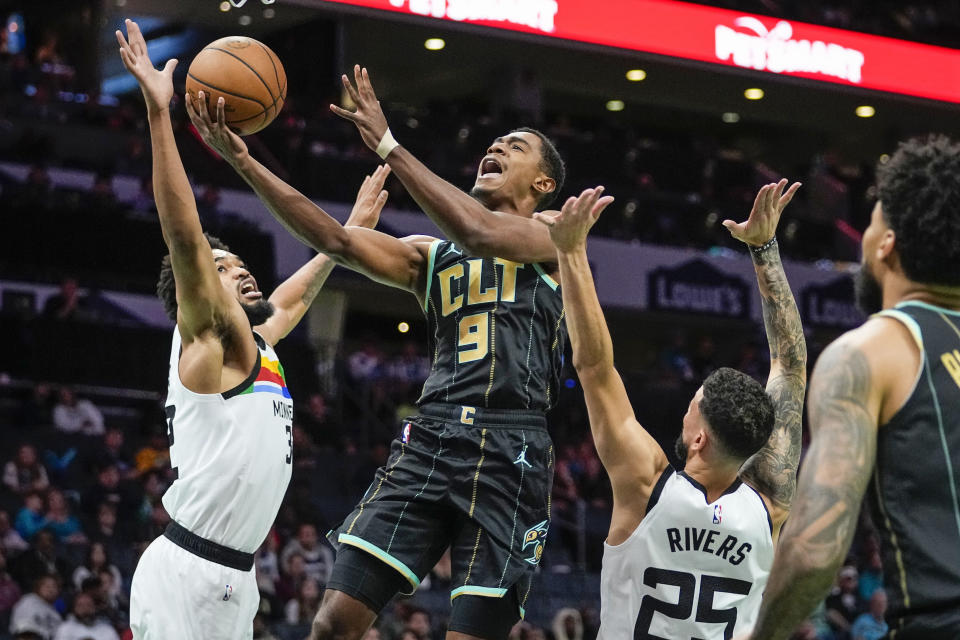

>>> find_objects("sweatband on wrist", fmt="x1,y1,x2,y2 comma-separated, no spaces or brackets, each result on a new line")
375,128,399,160
749,236,778,256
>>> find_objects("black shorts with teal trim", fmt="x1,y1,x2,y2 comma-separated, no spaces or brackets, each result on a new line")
327,402,554,620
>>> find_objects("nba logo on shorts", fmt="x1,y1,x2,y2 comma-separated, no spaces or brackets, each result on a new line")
222,585,233,601
713,504,722,525
401,423,412,444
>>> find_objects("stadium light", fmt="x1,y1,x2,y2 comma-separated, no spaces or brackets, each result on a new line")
606,100,625,112
398,322,410,334
625,69,647,82
424,38,445,51
722,112,740,123
855,105,876,118
744,88,764,100
219,1,231,11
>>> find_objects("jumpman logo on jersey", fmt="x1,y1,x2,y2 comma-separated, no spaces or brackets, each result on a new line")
442,244,463,257
514,445,533,468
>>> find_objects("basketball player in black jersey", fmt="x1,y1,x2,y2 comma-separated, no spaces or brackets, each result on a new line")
186,65,614,640
745,136,960,639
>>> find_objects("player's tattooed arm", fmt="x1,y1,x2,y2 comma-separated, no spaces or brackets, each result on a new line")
257,166,390,345
724,180,806,519
748,341,877,640
330,65,561,263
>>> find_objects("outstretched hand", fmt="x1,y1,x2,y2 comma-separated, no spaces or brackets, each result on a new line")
724,179,801,247
185,91,250,167
532,187,615,253
330,65,391,154
346,165,391,229
116,18,177,115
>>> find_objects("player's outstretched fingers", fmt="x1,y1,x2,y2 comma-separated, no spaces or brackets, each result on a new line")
216,97,228,130
341,72,361,106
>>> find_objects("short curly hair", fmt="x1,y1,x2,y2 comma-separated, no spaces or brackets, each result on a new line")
511,127,566,208
876,135,960,287
699,367,774,460
157,233,230,322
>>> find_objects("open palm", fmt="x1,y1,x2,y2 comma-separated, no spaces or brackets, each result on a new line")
116,18,177,114
723,179,801,247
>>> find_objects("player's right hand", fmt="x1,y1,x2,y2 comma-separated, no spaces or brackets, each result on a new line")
346,165,391,229
116,19,177,115
186,92,250,167
533,187,614,253
330,65,391,155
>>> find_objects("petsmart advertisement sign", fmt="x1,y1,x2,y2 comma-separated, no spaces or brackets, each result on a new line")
320,0,960,103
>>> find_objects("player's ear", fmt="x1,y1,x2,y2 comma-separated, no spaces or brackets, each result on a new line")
533,174,556,200
877,229,896,262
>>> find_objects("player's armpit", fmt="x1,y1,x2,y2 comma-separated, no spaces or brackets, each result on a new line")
169,236,238,343
749,338,879,640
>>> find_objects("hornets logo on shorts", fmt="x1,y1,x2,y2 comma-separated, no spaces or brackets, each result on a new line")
522,520,549,565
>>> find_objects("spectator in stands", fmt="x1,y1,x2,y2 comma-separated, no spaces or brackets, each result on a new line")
14,493,46,542
0,546,23,632
78,574,123,630
4,446,50,497
386,342,430,396
88,429,134,480
0,512,29,555
81,463,139,526
87,173,119,214
361,628,381,640
347,340,384,383
87,504,131,578
850,590,888,640
132,431,169,476
71,543,120,600
403,608,432,640
825,566,865,640
43,280,91,323
52,387,104,436
283,576,321,625
16,384,54,429
42,490,84,546
9,574,61,640
128,174,154,216
279,524,333,587
51,591,118,640
857,539,884,602
9,530,70,591
299,392,340,448
275,552,307,603
255,531,281,597
551,608,584,640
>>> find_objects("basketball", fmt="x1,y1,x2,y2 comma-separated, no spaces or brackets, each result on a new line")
186,36,286,136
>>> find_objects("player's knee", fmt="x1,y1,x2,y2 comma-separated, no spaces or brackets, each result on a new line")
309,609,356,640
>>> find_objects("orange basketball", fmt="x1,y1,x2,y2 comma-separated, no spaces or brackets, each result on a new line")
186,36,286,136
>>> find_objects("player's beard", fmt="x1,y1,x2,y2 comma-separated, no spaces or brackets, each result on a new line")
674,434,688,465
854,262,883,315
242,299,275,327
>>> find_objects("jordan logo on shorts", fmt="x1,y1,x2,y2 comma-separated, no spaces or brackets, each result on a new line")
513,445,533,468
222,585,233,601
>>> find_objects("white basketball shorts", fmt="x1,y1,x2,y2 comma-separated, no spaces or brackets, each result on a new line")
130,535,259,640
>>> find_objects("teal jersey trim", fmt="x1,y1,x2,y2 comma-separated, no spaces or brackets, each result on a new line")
873,309,924,350
423,239,442,313
450,585,508,600
896,300,960,317
338,534,421,590
924,353,960,541
532,263,559,291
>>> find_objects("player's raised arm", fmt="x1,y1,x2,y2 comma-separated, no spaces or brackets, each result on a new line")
255,166,390,345
725,180,807,530
117,19,235,343
746,333,881,640
534,190,670,526
332,65,560,263
185,96,434,305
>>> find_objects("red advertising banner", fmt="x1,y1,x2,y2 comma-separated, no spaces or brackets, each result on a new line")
319,0,960,103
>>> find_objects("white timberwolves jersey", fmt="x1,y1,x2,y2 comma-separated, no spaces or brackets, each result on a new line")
161,327,293,553
599,466,773,640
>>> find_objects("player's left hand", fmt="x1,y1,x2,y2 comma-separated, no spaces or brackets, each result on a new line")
346,164,391,229
186,92,250,167
724,178,801,247
330,65,391,155
533,186,615,253
116,19,177,116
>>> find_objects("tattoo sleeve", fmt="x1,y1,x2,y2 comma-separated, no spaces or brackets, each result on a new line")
740,242,807,510
750,342,877,640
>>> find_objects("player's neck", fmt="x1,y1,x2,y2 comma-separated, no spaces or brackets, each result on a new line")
682,457,742,503
885,275,960,311
480,193,535,218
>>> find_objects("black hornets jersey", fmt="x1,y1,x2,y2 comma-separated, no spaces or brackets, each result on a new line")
871,301,960,638
418,240,567,412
